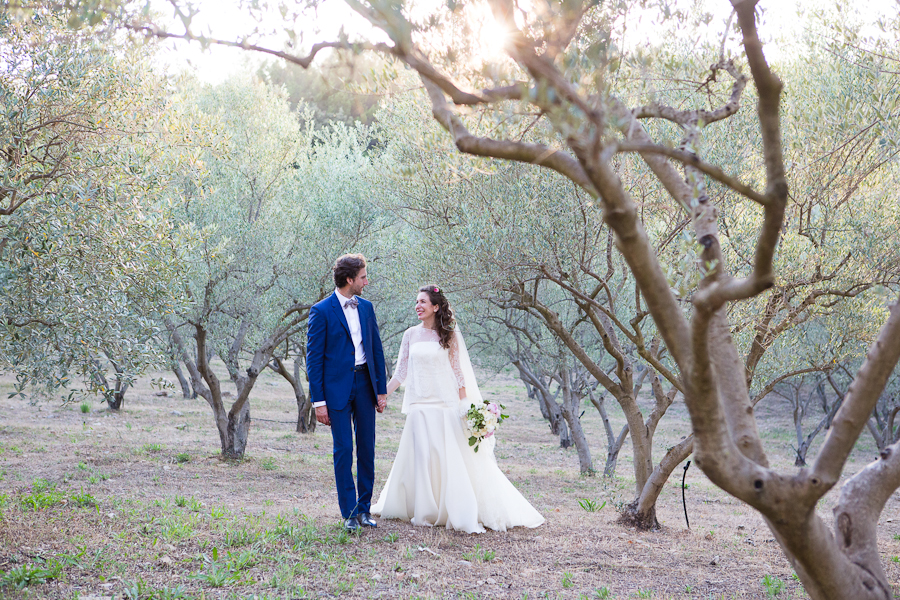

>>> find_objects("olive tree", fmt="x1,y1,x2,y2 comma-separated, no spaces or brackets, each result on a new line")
165,79,390,457
0,10,191,399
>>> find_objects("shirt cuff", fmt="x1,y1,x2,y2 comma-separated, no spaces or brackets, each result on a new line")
312,401,326,408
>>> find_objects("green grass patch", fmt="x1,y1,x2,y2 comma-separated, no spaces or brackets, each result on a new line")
1,560,62,590
223,525,261,547
461,543,495,563
123,578,189,599
762,574,785,597
20,479,65,510
577,498,606,512
159,515,197,542
190,546,258,588
69,487,98,507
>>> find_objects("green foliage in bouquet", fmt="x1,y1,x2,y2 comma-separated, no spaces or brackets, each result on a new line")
464,399,509,452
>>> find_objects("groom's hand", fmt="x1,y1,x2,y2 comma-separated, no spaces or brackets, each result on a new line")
376,394,387,413
315,406,330,426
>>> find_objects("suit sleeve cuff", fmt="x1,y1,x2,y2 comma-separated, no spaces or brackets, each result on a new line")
312,401,326,408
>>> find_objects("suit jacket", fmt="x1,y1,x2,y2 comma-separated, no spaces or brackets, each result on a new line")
306,292,387,410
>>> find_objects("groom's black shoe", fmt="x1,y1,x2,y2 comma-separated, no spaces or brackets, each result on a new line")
343,517,361,532
357,512,377,528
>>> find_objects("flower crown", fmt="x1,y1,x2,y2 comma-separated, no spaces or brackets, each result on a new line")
433,286,440,293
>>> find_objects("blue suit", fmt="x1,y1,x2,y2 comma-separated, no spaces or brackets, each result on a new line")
307,292,386,518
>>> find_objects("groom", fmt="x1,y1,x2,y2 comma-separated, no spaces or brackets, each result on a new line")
307,253,387,532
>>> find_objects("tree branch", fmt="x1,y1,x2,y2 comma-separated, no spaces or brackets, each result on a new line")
813,296,900,488
421,78,599,196
615,142,769,206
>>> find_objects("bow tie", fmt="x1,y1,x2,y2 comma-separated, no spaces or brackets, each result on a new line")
343,297,359,309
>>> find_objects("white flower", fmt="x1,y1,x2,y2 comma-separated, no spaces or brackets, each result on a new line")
462,400,509,451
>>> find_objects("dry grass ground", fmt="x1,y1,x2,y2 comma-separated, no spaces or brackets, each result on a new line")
0,363,898,599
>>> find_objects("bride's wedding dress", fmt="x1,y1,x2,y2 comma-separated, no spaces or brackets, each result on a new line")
371,324,544,533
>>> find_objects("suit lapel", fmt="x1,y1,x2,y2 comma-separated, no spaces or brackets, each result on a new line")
330,293,351,338
358,301,369,347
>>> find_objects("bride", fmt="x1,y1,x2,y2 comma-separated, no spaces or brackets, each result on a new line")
372,285,544,533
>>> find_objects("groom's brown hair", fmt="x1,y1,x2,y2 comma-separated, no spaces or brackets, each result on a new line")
333,254,367,288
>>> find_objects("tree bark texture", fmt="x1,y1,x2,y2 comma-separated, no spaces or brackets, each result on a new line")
219,400,251,460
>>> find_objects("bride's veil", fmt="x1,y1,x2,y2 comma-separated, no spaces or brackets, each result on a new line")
455,326,497,457
455,326,483,408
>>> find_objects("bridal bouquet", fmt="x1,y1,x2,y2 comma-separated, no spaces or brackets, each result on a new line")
463,399,509,452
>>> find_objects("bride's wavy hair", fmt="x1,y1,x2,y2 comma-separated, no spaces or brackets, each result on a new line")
419,284,455,349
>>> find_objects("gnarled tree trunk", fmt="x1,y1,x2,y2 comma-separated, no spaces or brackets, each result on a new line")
167,317,285,459
171,360,193,399
513,356,572,448
89,357,130,410
588,390,629,477
269,356,316,434
557,368,593,474
216,399,251,459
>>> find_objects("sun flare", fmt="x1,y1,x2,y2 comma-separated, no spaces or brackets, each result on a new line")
467,2,512,64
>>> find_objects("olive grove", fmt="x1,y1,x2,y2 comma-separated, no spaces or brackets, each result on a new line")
54,1,900,598
4,0,900,597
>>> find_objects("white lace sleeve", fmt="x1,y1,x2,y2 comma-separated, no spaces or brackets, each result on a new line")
387,329,410,394
449,330,465,390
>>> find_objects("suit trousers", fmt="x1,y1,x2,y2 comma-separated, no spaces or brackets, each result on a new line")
328,368,377,518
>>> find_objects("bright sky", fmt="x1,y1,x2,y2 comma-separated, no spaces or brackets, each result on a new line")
155,0,898,83
154,0,379,82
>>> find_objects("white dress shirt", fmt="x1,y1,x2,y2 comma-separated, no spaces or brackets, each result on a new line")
335,289,367,366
